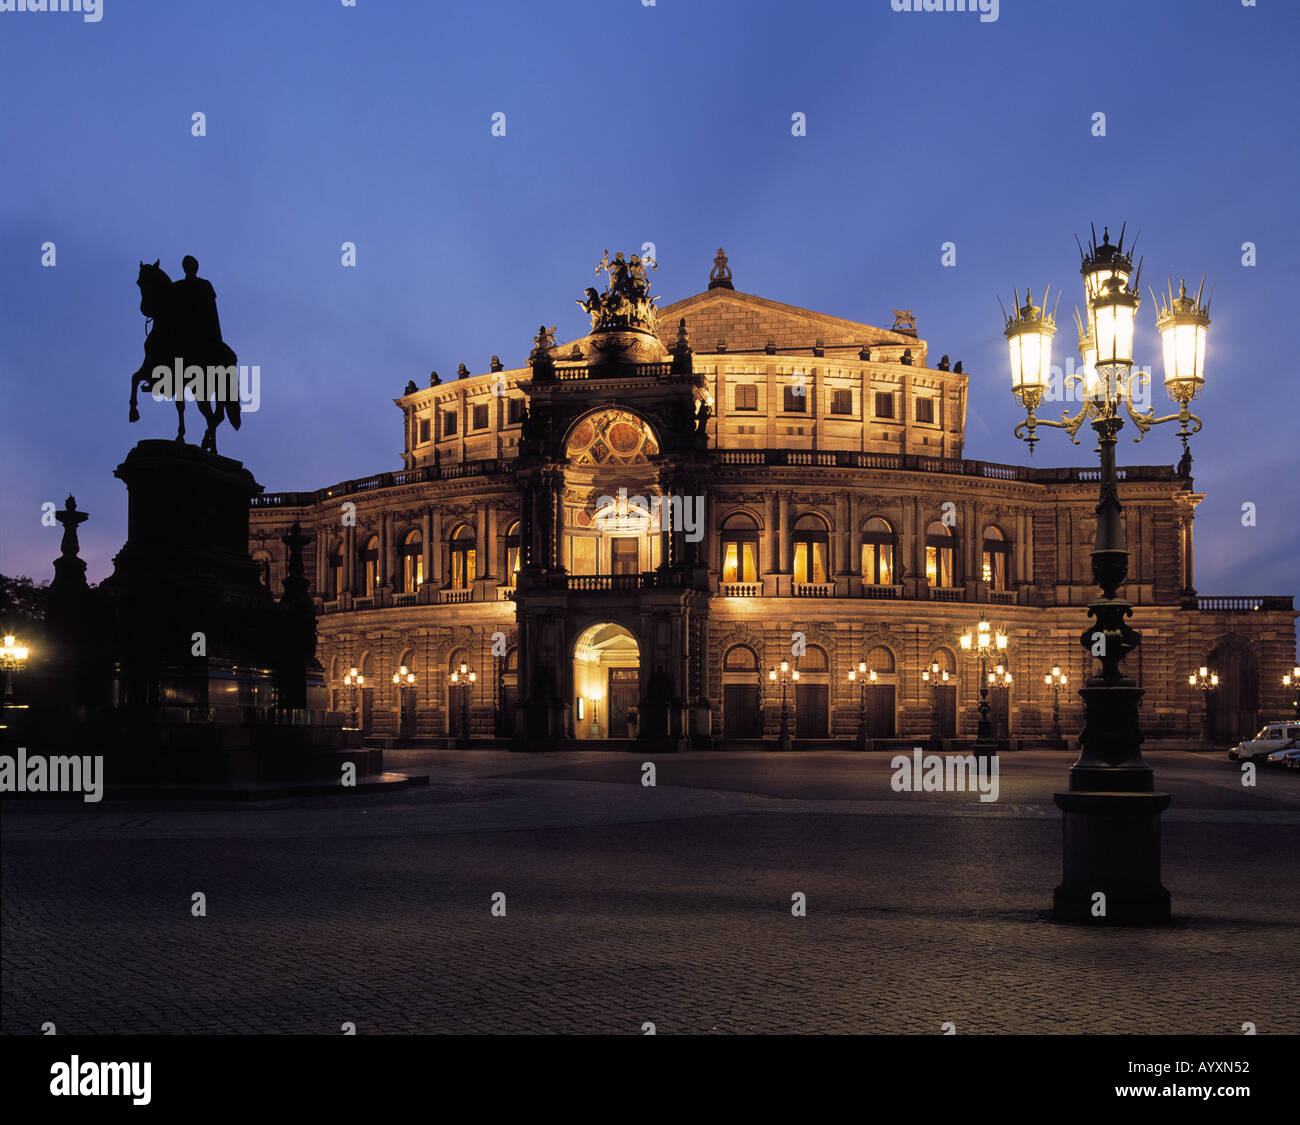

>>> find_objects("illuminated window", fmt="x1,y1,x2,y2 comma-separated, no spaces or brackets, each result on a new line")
721,512,759,584
860,517,896,585
504,522,520,579
360,535,379,596
450,525,476,589
925,521,955,587
401,530,423,592
611,538,639,575
793,514,830,584
982,526,1011,590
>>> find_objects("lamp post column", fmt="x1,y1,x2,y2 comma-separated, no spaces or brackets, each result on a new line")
1054,412,1171,924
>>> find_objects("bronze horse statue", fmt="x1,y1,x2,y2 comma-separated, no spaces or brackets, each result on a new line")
128,259,241,454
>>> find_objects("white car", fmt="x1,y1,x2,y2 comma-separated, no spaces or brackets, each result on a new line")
1228,722,1300,764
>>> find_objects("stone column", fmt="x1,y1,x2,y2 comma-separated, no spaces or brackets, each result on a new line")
421,508,433,587
476,506,488,577
485,503,499,579
316,527,327,598
777,491,790,572
344,523,356,594
430,508,443,585
379,511,393,588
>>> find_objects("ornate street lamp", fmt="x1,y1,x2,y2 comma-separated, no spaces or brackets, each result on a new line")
391,664,416,687
958,621,1007,759
1283,666,1300,718
1044,666,1069,748
768,660,797,752
848,661,877,751
1004,223,1211,924
921,661,949,751
1189,666,1219,744
342,666,364,728
449,662,477,746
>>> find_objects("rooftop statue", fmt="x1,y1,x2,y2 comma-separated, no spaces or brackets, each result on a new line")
580,249,660,335
128,256,241,455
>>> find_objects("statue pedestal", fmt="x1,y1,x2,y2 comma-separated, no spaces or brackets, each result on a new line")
43,440,405,795
99,440,279,709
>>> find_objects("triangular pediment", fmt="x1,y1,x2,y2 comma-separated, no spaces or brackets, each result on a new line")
652,288,920,353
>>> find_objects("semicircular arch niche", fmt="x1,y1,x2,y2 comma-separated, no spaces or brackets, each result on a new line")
566,408,660,466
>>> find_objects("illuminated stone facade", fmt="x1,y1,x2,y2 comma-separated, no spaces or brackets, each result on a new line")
248,256,1296,747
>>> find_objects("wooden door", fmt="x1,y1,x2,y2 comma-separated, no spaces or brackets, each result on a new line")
795,684,829,738
865,685,896,738
607,668,639,737
935,685,957,738
723,683,761,738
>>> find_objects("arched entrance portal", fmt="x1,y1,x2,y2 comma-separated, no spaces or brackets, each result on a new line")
573,623,640,739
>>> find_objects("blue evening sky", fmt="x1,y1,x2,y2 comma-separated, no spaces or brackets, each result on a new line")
1,0,1296,648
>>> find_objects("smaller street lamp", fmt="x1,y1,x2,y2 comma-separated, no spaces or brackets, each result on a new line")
450,662,477,746
958,621,1007,758
848,661,878,751
1189,666,1219,744
1044,666,1069,748
391,664,416,687
1,634,31,731
768,660,797,752
1282,666,1300,718
343,666,364,728
921,661,950,751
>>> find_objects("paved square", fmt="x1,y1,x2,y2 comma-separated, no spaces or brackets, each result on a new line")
3,750,1297,1034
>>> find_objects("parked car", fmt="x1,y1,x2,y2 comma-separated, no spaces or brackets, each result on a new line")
1227,722,1300,764
1265,743,1300,768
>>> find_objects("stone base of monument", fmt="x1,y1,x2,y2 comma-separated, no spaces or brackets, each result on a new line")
29,440,412,798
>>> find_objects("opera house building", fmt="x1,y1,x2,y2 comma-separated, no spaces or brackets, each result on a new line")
246,251,1295,750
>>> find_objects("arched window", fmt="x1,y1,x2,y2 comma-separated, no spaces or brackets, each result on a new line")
925,521,956,588
865,645,896,674
327,540,344,599
799,645,829,672
793,514,830,584
861,517,896,586
400,530,423,593
724,644,758,671
504,521,521,581
982,525,1012,591
929,648,956,675
360,535,380,596
449,524,476,589
721,512,759,584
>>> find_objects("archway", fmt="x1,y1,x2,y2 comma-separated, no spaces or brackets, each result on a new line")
573,623,640,739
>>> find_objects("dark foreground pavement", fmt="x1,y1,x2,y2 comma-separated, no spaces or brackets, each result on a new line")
3,750,1297,1034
